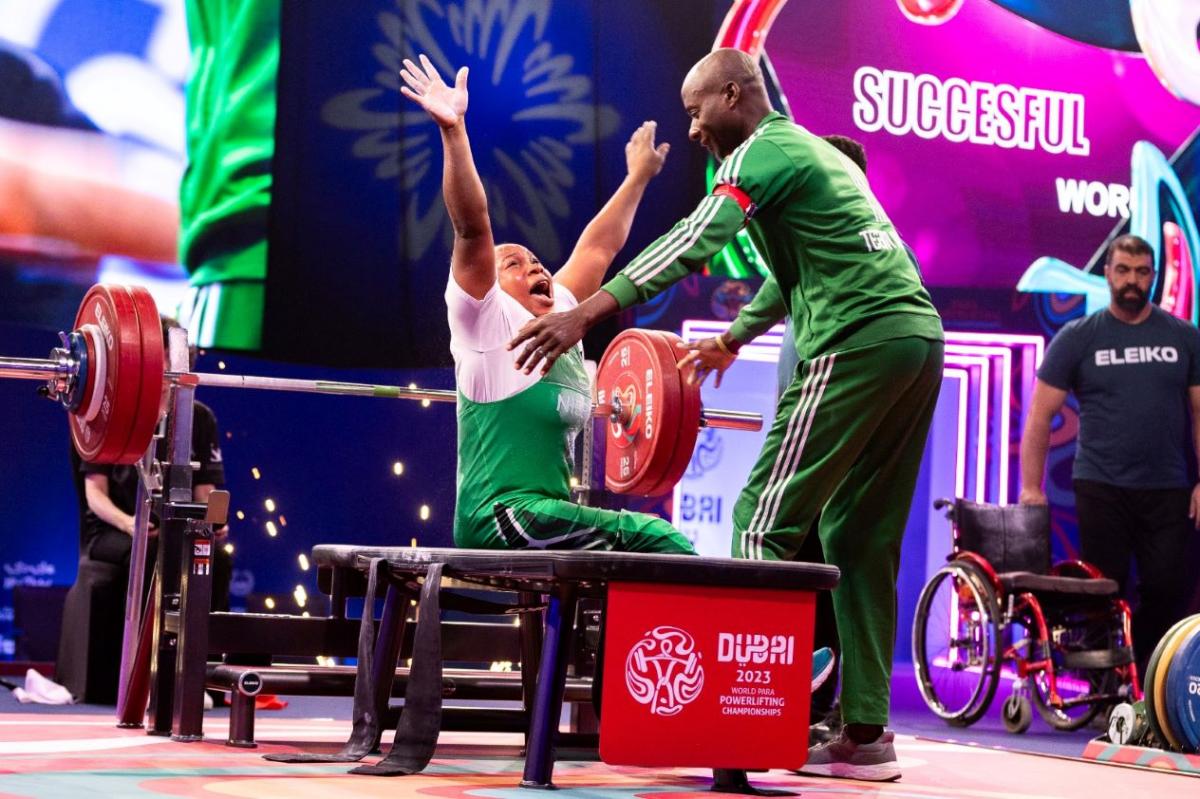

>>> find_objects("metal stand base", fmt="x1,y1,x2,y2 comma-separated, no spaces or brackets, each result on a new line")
517,780,559,790
710,769,796,796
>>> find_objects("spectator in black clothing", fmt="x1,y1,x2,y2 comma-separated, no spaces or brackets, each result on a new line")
72,316,232,609
1020,234,1200,674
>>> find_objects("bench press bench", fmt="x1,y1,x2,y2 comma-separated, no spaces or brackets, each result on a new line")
266,546,839,788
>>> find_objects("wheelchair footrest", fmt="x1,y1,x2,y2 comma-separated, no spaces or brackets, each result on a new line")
1060,647,1133,670
1058,691,1125,709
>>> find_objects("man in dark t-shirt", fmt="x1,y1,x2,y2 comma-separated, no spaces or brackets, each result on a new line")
1020,234,1200,672
72,318,233,611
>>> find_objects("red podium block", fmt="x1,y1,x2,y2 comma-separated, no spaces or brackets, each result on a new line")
600,581,816,769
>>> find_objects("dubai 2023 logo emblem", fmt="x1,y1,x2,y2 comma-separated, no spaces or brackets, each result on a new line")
320,0,618,265
625,626,705,716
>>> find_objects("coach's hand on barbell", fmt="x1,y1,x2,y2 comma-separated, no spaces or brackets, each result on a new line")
676,335,739,388
509,306,589,375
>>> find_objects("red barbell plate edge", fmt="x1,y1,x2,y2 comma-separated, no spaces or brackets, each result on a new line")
640,330,697,498
118,285,164,465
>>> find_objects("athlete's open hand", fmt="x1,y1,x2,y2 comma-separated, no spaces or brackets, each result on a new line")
400,54,468,129
626,121,670,183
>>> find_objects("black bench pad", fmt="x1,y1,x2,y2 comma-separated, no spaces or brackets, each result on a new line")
312,546,840,593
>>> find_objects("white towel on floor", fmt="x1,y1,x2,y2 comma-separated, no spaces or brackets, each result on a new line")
12,669,75,705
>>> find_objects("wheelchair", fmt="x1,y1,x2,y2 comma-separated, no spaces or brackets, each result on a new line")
912,498,1142,733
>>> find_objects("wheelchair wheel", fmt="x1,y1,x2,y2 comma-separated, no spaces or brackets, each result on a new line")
1002,693,1033,734
1027,611,1120,731
913,561,1001,727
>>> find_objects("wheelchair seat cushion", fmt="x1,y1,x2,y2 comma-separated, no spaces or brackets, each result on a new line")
997,571,1119,597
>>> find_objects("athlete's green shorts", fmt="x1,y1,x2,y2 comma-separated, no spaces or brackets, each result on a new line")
733,335,945,726
458,496,695,554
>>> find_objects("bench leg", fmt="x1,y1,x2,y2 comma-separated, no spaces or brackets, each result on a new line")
228,689,257,748
263,558,402,765
520,584,577,789
369,580,409,745
518,590,543,743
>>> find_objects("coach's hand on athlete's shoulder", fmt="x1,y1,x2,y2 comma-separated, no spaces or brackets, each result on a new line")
510,283,620,375
509,307,589,375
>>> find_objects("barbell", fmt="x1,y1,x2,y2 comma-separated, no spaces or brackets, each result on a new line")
0,284,762,496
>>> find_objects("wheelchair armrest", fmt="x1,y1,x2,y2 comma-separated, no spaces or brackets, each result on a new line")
1049,559,1105,580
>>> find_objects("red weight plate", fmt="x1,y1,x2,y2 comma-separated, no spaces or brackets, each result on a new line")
642,330,701,497
119,285,164,465
633,330,687,497
69,285,145,463
597,329,681,495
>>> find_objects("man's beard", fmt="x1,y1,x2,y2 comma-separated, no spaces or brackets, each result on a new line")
1113,285,1148,313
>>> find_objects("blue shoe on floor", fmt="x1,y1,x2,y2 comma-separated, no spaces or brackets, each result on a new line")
812,647,835,692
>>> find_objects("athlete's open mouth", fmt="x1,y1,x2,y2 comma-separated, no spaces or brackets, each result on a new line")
530,279,552,298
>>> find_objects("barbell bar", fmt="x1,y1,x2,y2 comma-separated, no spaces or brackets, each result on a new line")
0,350,761,432
0,285,762,496
166,370,762,432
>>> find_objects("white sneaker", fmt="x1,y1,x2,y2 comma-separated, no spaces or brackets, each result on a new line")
795,730,901,782
203,691,215,711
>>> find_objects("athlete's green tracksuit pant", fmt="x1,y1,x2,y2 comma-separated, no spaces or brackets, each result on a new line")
485,495,695,554
732,335,945,726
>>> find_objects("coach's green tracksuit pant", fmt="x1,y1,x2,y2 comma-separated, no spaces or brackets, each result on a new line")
732,335,945,726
